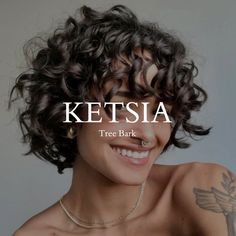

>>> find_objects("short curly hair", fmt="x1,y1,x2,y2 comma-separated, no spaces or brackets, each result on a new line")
10,5,210,174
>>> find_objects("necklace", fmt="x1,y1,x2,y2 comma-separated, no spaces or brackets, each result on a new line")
59,182,145,229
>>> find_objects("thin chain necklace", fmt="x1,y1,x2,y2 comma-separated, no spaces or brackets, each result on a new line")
59,182,145,229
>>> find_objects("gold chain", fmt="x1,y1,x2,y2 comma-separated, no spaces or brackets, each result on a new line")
59,182,145,229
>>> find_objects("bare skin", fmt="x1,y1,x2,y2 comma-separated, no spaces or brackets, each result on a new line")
13,50,235,236
13,162,234,236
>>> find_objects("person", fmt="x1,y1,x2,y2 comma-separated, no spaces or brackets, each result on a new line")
10,5,236,236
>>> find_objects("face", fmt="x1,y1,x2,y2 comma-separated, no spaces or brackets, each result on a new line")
76,53,172,186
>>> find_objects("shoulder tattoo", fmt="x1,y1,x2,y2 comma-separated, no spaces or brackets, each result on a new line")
193,170,236,236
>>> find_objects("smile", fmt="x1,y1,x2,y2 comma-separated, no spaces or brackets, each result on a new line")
112,147,149,159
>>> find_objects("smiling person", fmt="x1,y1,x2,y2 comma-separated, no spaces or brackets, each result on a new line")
11,5,236,236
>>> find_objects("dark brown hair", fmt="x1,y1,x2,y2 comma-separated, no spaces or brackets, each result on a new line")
9,5,210,173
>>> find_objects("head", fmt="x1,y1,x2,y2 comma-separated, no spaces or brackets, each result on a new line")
10,5,210,176
75,57,173,185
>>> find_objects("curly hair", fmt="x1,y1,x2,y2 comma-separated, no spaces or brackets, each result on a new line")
9,5,210,174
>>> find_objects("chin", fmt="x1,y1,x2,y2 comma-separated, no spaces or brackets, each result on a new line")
99,143,156,185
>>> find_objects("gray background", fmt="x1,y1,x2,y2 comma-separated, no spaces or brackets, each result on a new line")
0,0,235,235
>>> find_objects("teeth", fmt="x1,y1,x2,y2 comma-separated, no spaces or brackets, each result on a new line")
121,149,126,156
112,147,149,159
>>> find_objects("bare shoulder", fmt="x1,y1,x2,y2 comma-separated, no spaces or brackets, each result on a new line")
170,162,235,235
12,202,62,236
165,162,235,207
171,162,235,194
149,162,229,200
12,224,52,236
149,163,235,235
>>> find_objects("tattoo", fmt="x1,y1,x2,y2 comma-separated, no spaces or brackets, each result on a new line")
193,170,236,236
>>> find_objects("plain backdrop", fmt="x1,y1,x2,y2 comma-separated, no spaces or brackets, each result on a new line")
0,0,236,235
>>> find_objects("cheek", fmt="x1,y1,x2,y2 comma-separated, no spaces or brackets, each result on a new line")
76,122,130,156
155,123,172,146
76,124,100,160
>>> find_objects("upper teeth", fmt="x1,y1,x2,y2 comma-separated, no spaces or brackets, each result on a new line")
112,147,149,159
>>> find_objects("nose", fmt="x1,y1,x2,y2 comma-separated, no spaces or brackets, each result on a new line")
132,120,157,148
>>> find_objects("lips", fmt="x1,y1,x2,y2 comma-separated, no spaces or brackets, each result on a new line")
111,145,151,166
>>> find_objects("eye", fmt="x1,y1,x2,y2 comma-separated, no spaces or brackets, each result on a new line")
116,103,127,111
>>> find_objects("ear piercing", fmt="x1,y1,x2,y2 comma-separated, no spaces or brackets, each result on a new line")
67,127,77,139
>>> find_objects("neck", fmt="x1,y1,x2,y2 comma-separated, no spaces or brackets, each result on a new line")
63,157,144,224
